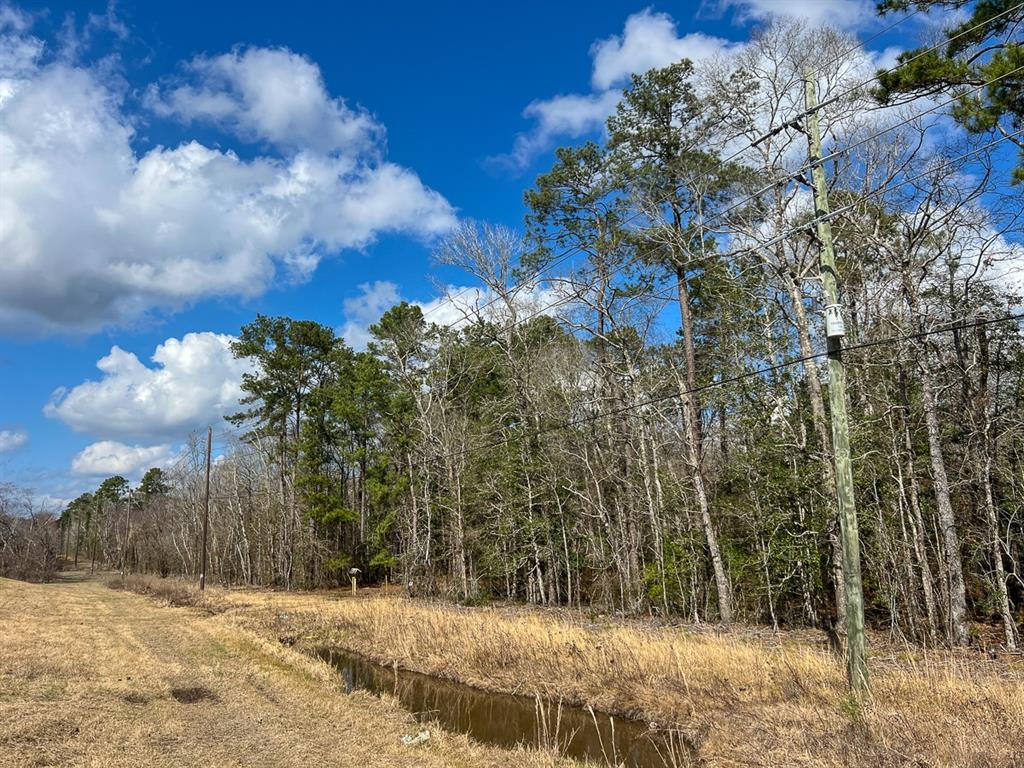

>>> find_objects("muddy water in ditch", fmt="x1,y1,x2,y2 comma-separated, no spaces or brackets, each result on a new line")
317,649,679,766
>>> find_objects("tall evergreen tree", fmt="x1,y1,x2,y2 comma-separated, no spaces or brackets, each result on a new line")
876,0,1024,180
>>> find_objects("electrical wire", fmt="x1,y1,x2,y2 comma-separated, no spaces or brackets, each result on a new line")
179,127,1024,479
150,10,1024,489
417,4,935,323
436,312,1024,461
456,126,1024,336
170,311,1023,482
417,48,1023,342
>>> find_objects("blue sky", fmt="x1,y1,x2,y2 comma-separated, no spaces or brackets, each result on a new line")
0,0,976,505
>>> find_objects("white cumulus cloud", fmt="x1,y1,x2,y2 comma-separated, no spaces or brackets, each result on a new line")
339,280,564,349
0,428,28,452
45,331,252,442
145,46,382,154
340,280,403,350
503,91,623,170
493,9,734,170
590,10,731,90
715,0,875,31
0,19,456,334
71,441,172,477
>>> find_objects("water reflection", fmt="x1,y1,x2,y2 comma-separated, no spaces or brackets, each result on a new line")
316,648,679,766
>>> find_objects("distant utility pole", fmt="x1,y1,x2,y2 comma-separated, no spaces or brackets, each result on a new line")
120,487,133,579
804,72,868,694
199,426,212,591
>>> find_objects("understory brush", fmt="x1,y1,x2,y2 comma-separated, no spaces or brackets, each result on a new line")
106,573,221,610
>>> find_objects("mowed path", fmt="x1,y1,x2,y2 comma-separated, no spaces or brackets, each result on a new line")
0,576,561,768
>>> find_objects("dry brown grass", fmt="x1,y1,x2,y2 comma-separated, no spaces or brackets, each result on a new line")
193,587,1024,768
0,575,570,768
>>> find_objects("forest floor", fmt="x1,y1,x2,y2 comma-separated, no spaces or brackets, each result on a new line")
3,573,1022,767
0,573,568,768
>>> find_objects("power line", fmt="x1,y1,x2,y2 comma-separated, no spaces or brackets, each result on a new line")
727,126,1024,261
747,0,1024,147
161,15,1024,483
164,126,1024,487
441,312,1024,461
62,11,1019,507
712,63,1024,232
456,126,1024,337
194,129,1024,474
418,6,932,324
418,56,1022,344
178,311,1023,475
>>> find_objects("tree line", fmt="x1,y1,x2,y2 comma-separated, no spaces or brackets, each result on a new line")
54,14,1023,649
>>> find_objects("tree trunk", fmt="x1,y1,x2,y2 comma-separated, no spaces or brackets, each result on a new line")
982,448,1018,649
976,325,1018,650
675,264,732,624
918,359,970,646
899,369,940,644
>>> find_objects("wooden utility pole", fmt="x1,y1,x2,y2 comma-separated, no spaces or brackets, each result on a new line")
74,516,81,568
120,488,133,578
199,427,212,591
804,73,868,693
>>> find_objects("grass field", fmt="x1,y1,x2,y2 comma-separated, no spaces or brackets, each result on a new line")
211,579,1024,767
0,574,566,768
3,572,1022,767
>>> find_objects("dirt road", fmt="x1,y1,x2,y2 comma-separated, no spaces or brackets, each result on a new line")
0,575,561,768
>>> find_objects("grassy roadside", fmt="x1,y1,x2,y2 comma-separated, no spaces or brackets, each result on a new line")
118,574,1024,768
0,574,568,768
